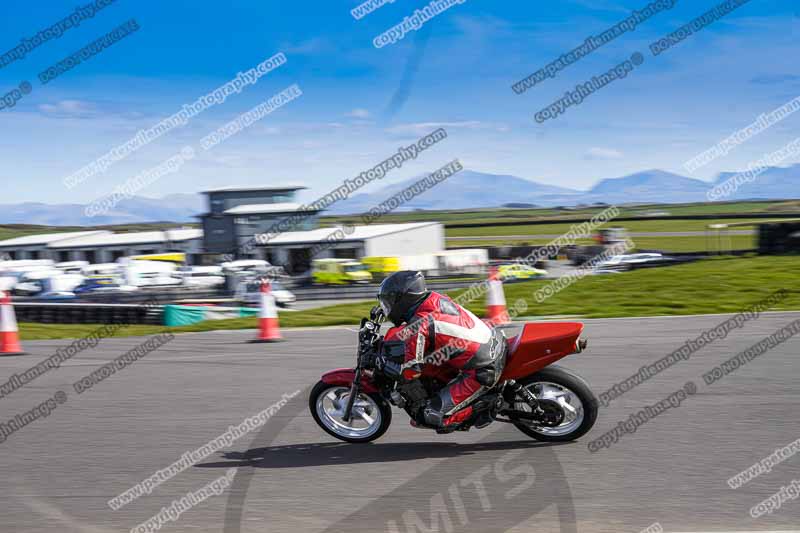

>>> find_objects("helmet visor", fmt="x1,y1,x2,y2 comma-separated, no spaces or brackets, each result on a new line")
378,296,392,317
377,277,394,318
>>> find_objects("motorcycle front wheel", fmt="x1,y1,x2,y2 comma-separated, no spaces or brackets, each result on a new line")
309,381,392,443
509,365,598,442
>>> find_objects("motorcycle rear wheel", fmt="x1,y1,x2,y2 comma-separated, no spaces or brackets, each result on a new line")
309,381,393,443
509,365,598,442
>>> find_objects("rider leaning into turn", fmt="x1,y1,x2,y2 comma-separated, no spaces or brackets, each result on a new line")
376,271,507,430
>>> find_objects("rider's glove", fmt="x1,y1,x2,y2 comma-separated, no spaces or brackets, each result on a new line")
375,355,402,379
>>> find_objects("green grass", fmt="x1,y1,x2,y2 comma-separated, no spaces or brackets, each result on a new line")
445,218,769,238
448,235,756,252
17,256,800,340
0,226,84,242
631,235,754,252
481,255,800,319
322,200,800,227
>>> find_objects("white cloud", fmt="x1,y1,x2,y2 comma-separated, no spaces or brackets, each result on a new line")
282,37,330,55
38,100,99,119
346,108,371,119
567,0,629,13
385,121,485,136
584,147,624,160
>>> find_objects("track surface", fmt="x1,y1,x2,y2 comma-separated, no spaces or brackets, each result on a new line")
2,313,799,532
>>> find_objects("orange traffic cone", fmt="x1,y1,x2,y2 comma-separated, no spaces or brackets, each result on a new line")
485,267,510,326
249,280,283,343
0,291,25,356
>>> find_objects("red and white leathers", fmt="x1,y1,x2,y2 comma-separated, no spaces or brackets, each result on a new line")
383,291,506,428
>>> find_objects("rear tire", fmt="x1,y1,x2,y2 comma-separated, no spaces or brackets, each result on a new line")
510,365,598,442
309,381,392,443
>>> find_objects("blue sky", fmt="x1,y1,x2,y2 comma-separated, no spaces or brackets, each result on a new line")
0,0,798,204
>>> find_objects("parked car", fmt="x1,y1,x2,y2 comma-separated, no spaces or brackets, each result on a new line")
73,276,138,295
595,253,667,270
236,278,296,308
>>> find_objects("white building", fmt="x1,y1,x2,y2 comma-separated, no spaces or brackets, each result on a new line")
0,229,203,264
0,231,111,261
0,223,445,272
262,222,444,272
46,229,204,264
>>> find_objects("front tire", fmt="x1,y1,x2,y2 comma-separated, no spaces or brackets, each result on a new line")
510,365,598,442
309,381,392,443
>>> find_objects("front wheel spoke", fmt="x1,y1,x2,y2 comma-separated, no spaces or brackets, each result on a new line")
355,408,375,425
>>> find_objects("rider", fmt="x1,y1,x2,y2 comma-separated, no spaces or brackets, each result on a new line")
376,271,506,430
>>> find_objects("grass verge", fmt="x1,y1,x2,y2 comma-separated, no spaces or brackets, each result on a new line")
17,255,800,340
447,235,755,252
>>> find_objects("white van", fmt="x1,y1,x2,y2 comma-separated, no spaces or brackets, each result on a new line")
0,260,57,291
176,266,226,288
120,260,182,288
12,269,84,299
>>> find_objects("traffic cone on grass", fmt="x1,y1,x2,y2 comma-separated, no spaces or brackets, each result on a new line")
485,267,510,326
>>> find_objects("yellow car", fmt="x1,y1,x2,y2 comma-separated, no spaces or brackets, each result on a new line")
497,263,547,281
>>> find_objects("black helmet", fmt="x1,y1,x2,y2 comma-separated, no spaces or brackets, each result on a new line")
377,271,429,324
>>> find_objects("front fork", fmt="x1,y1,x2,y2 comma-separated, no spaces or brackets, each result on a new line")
341,368,361,423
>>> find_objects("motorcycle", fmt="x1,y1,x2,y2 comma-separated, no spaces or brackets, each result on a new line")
309,306,598,443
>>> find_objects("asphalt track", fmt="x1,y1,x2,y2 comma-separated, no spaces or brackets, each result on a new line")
2,313,799,533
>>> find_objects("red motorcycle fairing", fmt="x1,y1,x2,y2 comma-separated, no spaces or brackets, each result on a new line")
500,322,584,381
320,368,380,393
321,322,585,390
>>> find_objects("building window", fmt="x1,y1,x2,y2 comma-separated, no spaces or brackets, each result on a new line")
111,251,126,261
58,251,70,263
85,250,96,264
334,248,358,259
29,250,40,259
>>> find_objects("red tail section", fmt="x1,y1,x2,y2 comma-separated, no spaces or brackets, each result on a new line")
500,322,584,381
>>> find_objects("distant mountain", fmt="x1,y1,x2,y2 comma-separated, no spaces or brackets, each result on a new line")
0,193,203,225
582,169,711,205
327,170,581,214
331,166,799,214
1,165,798,225
713,164,800,200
